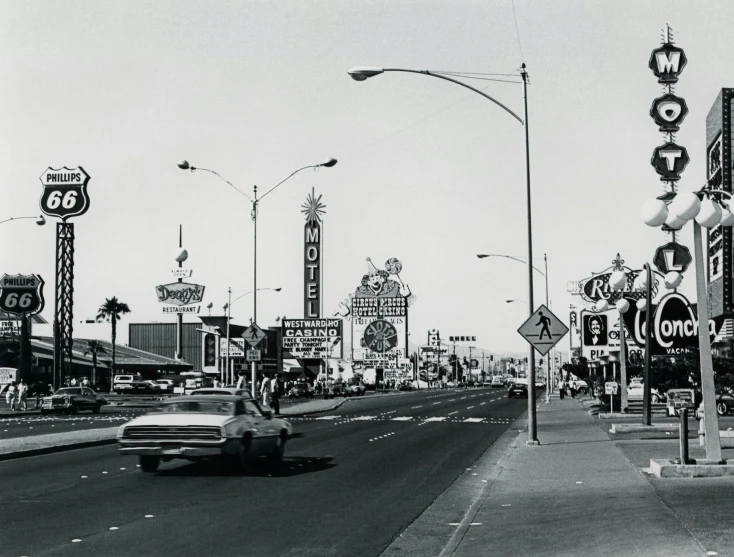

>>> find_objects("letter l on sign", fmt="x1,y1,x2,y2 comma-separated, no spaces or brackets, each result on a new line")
664,250,683,271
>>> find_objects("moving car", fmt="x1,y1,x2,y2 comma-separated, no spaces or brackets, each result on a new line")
627,381,664,403
508,384,529,399
345,382,366,397
189,387,252,398
41,387,108,415
288,383,314,399
491,376,504,388
116,395,292,473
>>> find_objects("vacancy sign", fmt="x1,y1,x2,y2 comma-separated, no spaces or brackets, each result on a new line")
517,304,569,356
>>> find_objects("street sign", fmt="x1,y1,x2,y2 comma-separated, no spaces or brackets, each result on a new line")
605,382,619,395
243,323,267,348
517,304,569,356
170,269,193,279
246,349,261,362
653,241,692,274
0,274,45,317
39,166,91,220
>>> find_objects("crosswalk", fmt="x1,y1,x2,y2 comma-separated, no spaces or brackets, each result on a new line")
292,414,513,425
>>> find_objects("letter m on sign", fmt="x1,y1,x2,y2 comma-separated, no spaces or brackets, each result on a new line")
656,51,681,73
306,227,319,243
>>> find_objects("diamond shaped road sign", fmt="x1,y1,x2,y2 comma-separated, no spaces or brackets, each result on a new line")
517,304,569,356
243,323,267,348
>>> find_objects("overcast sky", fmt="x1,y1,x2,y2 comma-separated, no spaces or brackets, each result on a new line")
2,1,732,355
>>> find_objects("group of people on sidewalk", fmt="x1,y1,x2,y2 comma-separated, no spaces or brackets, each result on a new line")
556,378,579,400
4,379,29,411
235,372,281,415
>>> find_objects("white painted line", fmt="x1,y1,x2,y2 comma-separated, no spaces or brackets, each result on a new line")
467,406,474,409
449,399,456,402
707,552,718,556
502,504,511,507
576,481,583,484
433,402,441,405
449,522,460,526
448,411,458,415
109,527,119,531
353,416,377,421
411,405,423,409
145,515,154,518
470,523,482,526
102,471,108,474
481,480,488,483
315,416,339,420
81,476,88,479
424,417,447,422
464,418,483,423
391,417,412,421
72,539,82,543
480,402,486,405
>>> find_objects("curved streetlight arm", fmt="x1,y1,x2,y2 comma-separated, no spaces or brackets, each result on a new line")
231,287,281,306
187,167,252,201
477,254,544,276
380,68,524,125
258,165,320,202
0,215,45,226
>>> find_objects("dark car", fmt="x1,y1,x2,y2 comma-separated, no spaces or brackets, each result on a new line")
324,382,347,399
508,384,529,399
41,387,108,415
398,383,413,391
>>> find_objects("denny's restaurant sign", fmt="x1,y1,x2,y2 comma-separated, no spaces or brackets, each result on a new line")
621,293,726,356
156,282,205,314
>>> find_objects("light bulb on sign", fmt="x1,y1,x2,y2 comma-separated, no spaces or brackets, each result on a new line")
616,299,630,313
671,191,701,221
664,271,683,289
609,270,627,291
640,199,668,227
695,198,722,228
636,299,647,311
595,299,610,312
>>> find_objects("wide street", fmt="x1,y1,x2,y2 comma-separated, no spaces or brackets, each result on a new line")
1,386,529,557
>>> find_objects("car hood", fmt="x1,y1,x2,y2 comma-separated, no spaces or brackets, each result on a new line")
122,413,233,428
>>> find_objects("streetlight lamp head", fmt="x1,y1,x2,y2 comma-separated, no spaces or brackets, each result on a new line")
274,288,282,292
177,160,190,170
348,66,384,81
320,158,338,168
477,254,489,259
36,215,46,226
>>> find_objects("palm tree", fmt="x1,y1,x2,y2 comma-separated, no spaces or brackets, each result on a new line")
84,340,107,388
96,297,131,388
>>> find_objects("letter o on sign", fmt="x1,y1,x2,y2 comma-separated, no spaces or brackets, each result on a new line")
306,246,318,261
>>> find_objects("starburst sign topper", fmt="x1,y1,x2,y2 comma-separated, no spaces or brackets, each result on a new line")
301,187,326,223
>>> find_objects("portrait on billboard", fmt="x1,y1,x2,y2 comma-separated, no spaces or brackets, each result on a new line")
583,314,607,346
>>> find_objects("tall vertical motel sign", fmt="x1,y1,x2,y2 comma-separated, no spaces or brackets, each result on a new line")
39,167,91,389
302,188,325,318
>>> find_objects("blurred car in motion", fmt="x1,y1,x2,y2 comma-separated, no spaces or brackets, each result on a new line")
117,395,292,473
345,382,366,397
189,387,252,398
41,387,108,415
507,384,529,399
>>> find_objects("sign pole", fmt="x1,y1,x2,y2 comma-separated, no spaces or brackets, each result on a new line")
620,311,628,412
226,287,231,386
693,220,723,462
643,263,652,426
252,184,258,397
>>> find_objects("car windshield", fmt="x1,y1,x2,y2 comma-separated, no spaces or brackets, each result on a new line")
55,388,82,396
158,401,234,414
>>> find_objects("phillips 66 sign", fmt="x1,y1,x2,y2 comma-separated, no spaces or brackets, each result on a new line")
39,167,91,220
0,274,45,317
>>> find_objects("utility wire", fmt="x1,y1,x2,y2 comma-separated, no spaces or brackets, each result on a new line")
511,0,525,63
433,73,522,85
433,71,521,77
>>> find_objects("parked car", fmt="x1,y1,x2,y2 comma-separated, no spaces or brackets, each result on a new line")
155,379,174,391
508,384,529,399
113,374,145,394
490,376,504,388
568,379,589,394
41,387,108,415
345,382,366,397
627,381,664,403
398,382,413,391
288,383,314,399
117,395,292,473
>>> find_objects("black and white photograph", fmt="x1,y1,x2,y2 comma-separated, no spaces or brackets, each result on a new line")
2,2,734,556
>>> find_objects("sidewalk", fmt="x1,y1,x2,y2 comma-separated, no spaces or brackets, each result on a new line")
0,397,346,461
386,393,726,557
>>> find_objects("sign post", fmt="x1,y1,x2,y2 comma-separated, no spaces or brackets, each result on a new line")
40,166,90,389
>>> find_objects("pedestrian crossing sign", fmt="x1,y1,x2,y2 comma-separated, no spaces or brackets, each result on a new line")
517,304,568,356
243,323,267,348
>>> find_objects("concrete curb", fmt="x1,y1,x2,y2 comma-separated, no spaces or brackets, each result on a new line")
0,438,118,462
649,458,734,478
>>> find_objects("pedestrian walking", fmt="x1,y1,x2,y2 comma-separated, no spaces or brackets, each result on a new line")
270,374,281,415
7,381,17,411
236,371,246,389
260,374,273,408
558,379,566,400
82,377,89,387
17,379,28,411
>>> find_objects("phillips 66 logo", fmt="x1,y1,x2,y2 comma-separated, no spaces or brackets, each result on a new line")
0,274,45,316
39,166,91,220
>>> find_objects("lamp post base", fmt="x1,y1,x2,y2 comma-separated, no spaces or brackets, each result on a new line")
526,439,540,446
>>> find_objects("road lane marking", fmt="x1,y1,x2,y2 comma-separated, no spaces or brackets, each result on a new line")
411,405,423,409
433,402,441,405
449,399,456,402
315,416,339,420
463,418,483,423
424,417,447,422
467,406,474,409
448,411,458,415
480,402,486,405
353,416,377,420
391,417,412,421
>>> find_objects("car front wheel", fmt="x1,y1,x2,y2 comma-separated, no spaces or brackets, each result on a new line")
139,455,160,473
717,402,729,416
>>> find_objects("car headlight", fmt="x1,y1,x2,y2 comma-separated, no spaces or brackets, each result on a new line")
117,425,126,439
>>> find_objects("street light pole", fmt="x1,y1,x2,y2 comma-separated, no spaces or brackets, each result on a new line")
0,214,46,226
226,288,231,386
252,185,258,394
349,63,536,442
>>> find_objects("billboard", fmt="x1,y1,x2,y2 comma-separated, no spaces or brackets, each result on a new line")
706,89,734,318
282,318,343,359
348,257,414,366
580,308,643,363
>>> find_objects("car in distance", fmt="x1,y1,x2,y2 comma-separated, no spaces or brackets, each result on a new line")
155,379,174,391
41,387,108,415
189,387,252,398
508,384,529,399
323,382,347,399
345,382,366,397
491,376,504,388
627,381,664,403
117,395,292,473
288,383,314,399
398,382,413,391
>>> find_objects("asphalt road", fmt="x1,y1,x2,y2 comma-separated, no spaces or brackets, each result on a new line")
1,386,530,557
